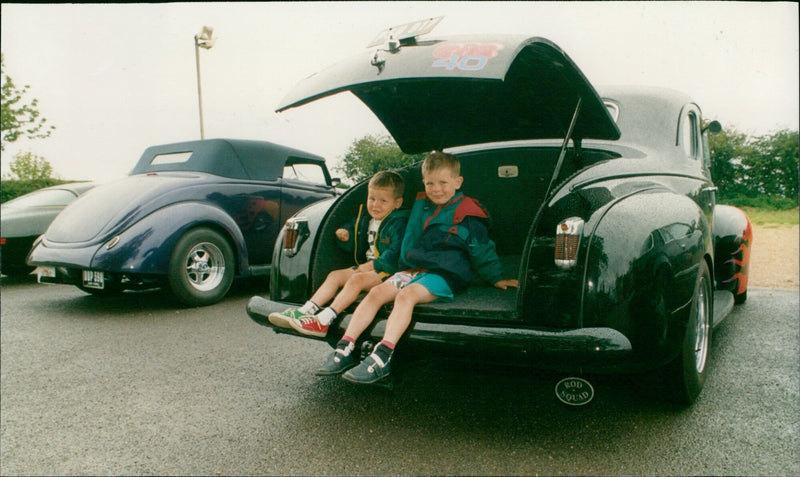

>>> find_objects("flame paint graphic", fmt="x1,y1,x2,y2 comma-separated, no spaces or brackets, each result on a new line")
715,206,753,298
731,216,753,295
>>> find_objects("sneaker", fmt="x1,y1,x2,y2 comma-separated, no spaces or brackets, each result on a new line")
342,353,391,384
268,307,308,329
289,315,329,337
315,346,357,376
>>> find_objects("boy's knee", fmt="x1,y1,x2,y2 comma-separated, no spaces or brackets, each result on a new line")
343,274,368,292
365,285,385,298
395,287,418,305
365,282,393,301
396,284,433,306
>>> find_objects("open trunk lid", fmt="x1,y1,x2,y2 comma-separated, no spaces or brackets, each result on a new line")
277,34,619,153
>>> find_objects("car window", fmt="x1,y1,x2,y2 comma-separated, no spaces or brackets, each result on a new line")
283,162,328,186
680,111,700,160
150,152,193,165
4,189,77,208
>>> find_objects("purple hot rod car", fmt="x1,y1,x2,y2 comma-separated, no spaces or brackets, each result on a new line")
28,138,339,306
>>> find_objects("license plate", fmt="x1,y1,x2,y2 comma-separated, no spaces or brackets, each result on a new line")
36,266,56,283
82,270,105,289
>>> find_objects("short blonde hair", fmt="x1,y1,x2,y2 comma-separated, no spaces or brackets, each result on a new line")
422,151,460,177
368,170,405,199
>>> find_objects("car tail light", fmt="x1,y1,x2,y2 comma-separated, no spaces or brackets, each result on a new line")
0,238,5,246
105,236,120,250
555,217,584,269
283,217,309,257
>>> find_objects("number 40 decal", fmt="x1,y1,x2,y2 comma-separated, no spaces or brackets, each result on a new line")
432,55,488,71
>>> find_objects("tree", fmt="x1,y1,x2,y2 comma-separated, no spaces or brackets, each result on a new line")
4,150,54,181
337,134,425,183
709,125,798,208
746,129,798,200
1,54,55,151
709,126,750,197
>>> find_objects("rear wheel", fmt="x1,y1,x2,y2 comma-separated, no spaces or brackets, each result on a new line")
168,228,234,307
664,261,712,405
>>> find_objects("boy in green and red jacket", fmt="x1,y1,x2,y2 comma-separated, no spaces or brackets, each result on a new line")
269,171,408,337
316,151,518,384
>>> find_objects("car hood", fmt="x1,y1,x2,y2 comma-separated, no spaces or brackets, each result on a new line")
277,35,619,153
44,173,203,244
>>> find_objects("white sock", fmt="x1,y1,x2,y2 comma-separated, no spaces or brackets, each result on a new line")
316,307,338,326
298,301,319,315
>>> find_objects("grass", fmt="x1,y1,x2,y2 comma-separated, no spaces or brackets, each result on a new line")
740,207,799,226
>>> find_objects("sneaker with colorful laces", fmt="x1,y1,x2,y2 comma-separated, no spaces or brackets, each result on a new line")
289,315,329,337
342,352,391,384
268,307,308,329
315,344,357,376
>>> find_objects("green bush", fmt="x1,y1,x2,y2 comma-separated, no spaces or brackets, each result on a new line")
718,192,799,210
740,207,799,226
0,179,72,203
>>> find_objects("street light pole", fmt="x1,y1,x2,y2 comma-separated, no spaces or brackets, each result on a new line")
194,26,215,140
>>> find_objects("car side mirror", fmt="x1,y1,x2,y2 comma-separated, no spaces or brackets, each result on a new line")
702,120,722,134
330,177,341,187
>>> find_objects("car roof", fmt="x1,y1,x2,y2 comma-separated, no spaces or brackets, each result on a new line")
598,85,695,152
130,138,326,180
277,35,620,153
447,86,697,157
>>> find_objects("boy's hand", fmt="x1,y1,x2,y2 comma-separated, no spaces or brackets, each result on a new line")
335,228,349,242
493,279,519,290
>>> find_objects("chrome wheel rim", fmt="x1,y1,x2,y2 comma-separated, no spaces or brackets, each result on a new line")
183,242,225,292
693,278,711,374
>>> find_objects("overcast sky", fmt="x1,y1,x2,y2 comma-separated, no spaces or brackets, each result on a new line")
1,2,797,182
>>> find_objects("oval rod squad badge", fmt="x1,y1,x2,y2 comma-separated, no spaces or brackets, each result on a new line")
555,377,595,406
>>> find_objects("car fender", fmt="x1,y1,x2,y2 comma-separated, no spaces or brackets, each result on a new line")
90,202,248,275
712,204,752,298
269,197,337,302
27,234,99,269
581,190,711,360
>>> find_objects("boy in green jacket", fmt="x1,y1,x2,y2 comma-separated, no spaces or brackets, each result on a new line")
269,170,408,337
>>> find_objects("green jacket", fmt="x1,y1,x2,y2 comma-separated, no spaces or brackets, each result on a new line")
336,205,409,277
400,191,505,291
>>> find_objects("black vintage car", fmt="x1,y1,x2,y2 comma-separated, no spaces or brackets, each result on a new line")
27,139,339,306
247,25,752,404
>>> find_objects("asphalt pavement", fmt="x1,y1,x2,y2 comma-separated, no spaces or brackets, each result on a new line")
1,276,798,476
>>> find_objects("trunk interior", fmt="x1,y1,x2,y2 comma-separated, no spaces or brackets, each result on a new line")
310,145,619,325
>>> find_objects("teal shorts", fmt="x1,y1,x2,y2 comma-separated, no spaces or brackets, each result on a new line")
388,270,453,301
